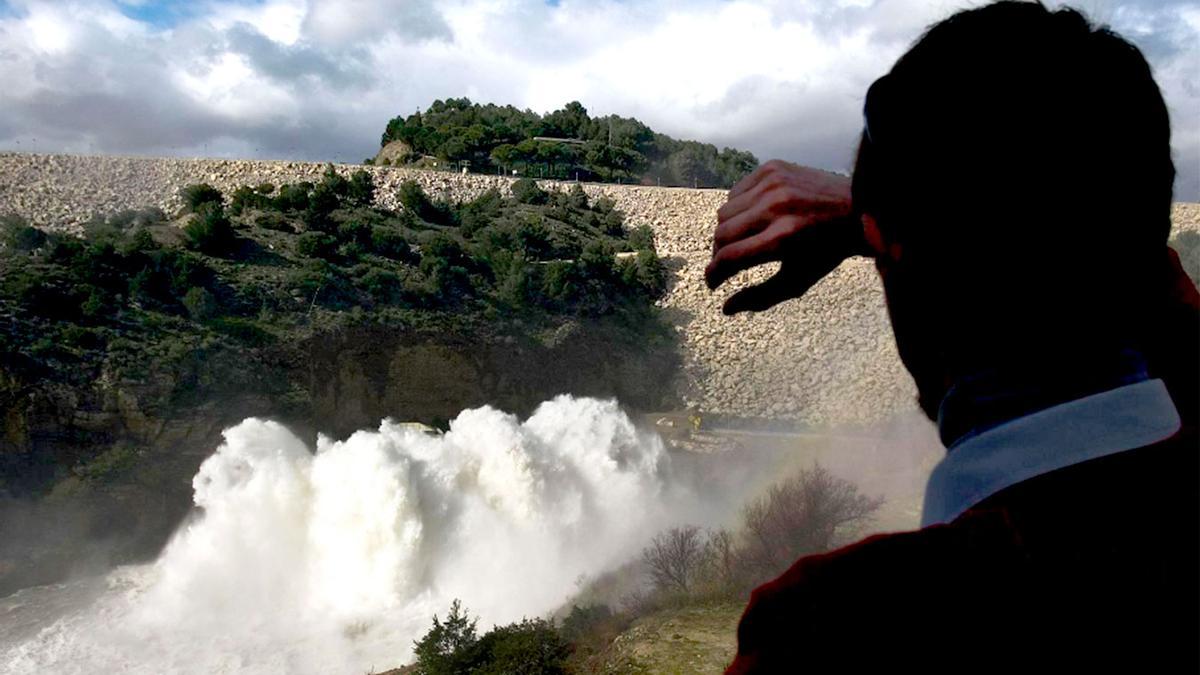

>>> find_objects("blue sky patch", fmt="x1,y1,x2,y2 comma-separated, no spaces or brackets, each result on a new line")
116,0,227,28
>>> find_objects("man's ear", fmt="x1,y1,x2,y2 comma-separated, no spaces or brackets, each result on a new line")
862,213,902,262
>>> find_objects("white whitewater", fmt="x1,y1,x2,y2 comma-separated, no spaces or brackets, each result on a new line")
0,396,703,674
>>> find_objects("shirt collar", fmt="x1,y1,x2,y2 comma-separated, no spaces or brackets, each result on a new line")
921,378,1181,527
936,348,1151,448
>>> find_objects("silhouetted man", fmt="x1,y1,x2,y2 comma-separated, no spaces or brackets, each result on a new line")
706,2,1199,671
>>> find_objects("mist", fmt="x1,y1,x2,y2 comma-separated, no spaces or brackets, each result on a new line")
6,395,869,674
1,392,944,673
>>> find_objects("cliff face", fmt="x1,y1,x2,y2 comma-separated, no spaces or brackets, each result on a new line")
0,318,679,595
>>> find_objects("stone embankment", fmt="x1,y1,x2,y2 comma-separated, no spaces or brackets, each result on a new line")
3,153,1197,426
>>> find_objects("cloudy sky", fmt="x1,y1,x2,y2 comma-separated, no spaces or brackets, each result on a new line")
0,0,1196,198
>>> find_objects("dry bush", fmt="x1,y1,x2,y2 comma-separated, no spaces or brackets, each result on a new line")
630,465,882,614
698,528,739,592
641,525,705,594
738,463,883,582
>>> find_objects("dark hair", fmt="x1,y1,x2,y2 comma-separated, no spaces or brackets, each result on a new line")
852,0,1175,360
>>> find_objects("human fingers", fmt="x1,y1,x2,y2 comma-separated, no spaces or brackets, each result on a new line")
721,240,850,314
726,159,796,201
713,203,772,253
717,176,778,228
715,174,821,252
717,169,854,250
705,215,804,290
721,269,798,315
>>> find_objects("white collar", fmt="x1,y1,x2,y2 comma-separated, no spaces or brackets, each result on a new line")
921,378,1181,527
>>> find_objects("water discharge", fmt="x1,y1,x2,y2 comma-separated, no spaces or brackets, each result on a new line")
1,396,707,674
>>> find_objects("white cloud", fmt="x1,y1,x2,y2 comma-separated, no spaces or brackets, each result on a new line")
0,0,1196,198
206,0,307,44
302,0,451,44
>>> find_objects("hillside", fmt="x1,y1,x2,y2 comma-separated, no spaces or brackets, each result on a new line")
377,99,759,188
0,164,681,594
0,153,917,429
4,153,1198,429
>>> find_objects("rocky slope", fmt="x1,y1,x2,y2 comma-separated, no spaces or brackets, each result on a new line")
3,152,1198,428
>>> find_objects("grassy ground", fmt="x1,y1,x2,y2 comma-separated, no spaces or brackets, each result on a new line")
600,601,743,674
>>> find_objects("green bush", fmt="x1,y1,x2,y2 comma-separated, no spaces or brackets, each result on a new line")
84,209,167,244
230,185,272,216
370,226,412,261
567,184,589,210
208,317,273,347
296,232,338,260
460,188,503,236
80,287,113,318
412,601,570,675
540,261,576,308
399,180,455,225
511,178,548,205
346,169,375,207
319,164,349,198
29,336,57,357
302,182,340,233
182,286,218,321
495,261,536,307
471,618,570,675
48,236,84,263
602,209,625,236
360,268,403,304
420,234,473,301
274,182,313,212
627,224,655,252
619,250,667,299
336,220,371,247
560,604,615,644
579,240,615,280
1,214,47,253
412,600,480,675
183,203,236,255
125,249,213,313
120,229,159,255
61,324,103,349
179,184,224,213
514,217,553,261
380,99,757,187
336,241,363,262
254,211,296,233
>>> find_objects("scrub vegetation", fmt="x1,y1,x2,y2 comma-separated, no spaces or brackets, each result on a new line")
0,166,672,496
404,464,882,674
375,99,758,188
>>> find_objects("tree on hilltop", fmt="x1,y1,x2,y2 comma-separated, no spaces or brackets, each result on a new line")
379,98,759,187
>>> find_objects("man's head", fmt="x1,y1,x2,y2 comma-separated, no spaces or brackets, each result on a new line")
851,0,1176,419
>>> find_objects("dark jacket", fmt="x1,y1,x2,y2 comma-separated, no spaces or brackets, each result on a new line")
726,249,1199,673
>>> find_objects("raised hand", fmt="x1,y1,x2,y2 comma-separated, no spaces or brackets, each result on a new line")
705,160,871,315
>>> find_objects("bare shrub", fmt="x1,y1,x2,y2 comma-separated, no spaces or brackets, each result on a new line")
642,525,705,594
739,463,883,582
698,528,739,592
620,466,882,620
